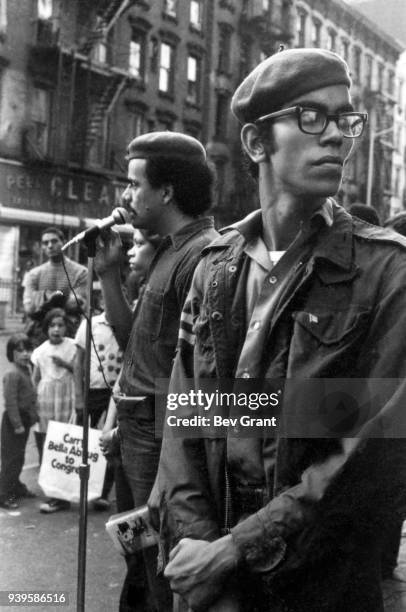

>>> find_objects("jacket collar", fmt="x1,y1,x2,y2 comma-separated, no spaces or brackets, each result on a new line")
166,216,215,251
220,200,353,271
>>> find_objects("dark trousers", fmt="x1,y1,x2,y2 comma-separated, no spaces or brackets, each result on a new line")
0,412,31,500
117,398,172,612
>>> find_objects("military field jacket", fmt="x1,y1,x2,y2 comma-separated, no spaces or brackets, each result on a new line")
156,203,406,611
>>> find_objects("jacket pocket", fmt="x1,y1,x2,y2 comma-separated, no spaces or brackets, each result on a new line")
138,287,163,341
288,309,371,377
292,310,370,346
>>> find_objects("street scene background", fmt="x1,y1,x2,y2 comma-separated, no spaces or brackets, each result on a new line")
2,0,406,610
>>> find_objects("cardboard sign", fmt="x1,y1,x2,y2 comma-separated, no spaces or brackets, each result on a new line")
38,421,107,503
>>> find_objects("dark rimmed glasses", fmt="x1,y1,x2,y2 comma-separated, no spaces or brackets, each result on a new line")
256,106,368,138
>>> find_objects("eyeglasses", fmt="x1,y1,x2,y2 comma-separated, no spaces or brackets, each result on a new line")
256,106,368,138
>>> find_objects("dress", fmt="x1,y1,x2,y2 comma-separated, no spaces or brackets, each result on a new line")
31,338,76,431
156,203,406,612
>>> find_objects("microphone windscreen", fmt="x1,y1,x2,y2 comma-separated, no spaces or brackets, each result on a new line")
112,207,130,225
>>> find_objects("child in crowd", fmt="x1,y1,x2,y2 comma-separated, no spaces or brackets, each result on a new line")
31,307,76,513
74,288,122,511
0,333,38,510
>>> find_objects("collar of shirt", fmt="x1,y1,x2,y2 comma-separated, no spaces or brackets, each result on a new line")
164,216,215,251
241,199,334,270
93,312,111,326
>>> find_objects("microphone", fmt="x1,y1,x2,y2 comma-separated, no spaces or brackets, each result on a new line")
62,207,129,251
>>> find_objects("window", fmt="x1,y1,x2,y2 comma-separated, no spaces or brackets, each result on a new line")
190,0,202,30
262,0,270,11
341,38,349,62
377,63,384,91
395,125,402,152
131,111,145,138
327,29,336,52
397,79,404,109
187,55,201,105
159,42,174,93
129,31,145,79
0,0,7,34
352,47,361,84
387,70,395,95
215,93,229,140
394,166,401,197
164,0,177,17
93,39,107,64
297,11,306,47
218,25,232,73
31,87,50,155
38,0,52,20
365,55,373,89
311,19,321,47
88,102,108,166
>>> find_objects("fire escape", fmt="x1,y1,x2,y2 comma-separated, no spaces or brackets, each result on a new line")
27,0,137,168
240,0,295,56
72,0,138,167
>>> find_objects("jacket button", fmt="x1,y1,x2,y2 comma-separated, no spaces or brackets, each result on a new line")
229,265,237,273
269,276,277,284
212,280,218,287
211,311,223,321
252,320,261,330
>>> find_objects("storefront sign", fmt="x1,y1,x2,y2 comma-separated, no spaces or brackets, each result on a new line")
0,162,127,219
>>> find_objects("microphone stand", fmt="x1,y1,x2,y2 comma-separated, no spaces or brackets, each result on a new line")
76,234,96,612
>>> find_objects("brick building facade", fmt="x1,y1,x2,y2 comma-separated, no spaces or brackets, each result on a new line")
0,0,403,312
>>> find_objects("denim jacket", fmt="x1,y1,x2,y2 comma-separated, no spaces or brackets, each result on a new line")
157,203,406,611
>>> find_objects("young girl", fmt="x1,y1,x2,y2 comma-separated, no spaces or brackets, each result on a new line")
0,333,38,510
31,307,77,513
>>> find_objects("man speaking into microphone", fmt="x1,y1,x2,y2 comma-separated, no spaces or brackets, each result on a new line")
94,131,218,612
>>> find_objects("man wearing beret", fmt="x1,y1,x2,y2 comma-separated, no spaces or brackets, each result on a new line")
156,49,406,610
95,131,218,611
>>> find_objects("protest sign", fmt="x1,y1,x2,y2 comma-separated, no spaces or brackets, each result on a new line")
38,420,107,503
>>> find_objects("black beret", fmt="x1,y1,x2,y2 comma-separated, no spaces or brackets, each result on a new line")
127,131,206,163
231,48,352,124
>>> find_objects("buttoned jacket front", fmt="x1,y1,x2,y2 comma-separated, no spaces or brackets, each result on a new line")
157,203,406,611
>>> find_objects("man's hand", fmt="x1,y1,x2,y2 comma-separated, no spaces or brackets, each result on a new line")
94,230,123,278
99,428,120,458
14,426,25,435
164,535,240,611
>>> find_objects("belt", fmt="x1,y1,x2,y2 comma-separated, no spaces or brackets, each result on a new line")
114,394,154,419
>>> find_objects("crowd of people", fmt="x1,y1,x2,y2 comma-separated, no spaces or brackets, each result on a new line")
1,46,406,612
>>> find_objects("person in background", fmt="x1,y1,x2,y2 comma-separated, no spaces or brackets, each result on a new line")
0,333,38,510
126,229,161,307
74,287,123,511
347,203,380,226
31,307,76,514
384,212,406,236
23,227,87,345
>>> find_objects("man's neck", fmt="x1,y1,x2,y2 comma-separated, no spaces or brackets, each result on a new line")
260,192,325,251
49,254,63,264
157,209,200,237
